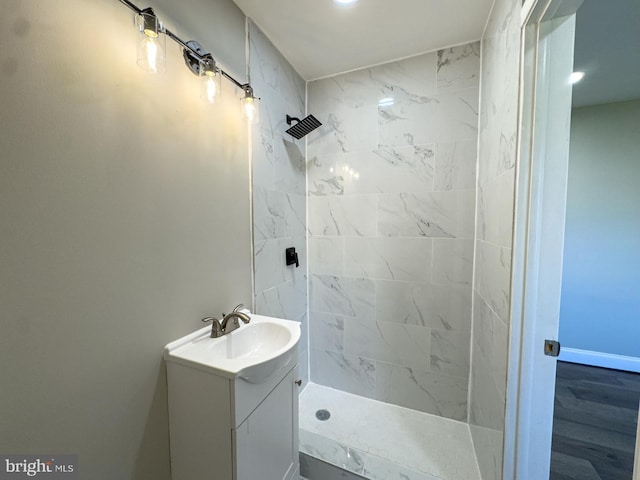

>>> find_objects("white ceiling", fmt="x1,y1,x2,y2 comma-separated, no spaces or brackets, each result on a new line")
572,0,640,107
232,0,494,80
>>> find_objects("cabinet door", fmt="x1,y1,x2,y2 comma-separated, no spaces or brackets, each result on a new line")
234,368,298,480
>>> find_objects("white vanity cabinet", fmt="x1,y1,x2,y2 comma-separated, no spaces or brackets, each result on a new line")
163,314,301,480
234,367,298,480
166,357,299,480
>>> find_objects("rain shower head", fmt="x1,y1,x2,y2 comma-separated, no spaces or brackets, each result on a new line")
285,114,322,139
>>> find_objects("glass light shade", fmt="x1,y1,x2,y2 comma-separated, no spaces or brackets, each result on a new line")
242,96,259,124
135,12,166,73
200,65,221,105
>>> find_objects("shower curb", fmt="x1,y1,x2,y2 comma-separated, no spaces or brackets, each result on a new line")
300,452,368,480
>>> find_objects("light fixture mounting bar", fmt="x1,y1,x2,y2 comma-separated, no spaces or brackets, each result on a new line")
119,0,143,14
221,70,247,90
117,0,252,92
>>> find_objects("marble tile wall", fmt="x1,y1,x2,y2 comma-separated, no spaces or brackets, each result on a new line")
469,0,521,478
249,21,309,385
307,42,480,421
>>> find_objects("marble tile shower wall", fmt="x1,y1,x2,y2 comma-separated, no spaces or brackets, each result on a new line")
470,0,520,478
306,42,480,421
249,22,309,385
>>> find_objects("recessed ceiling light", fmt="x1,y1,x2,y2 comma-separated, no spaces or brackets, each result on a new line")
334,0,358,5
569,71,585,84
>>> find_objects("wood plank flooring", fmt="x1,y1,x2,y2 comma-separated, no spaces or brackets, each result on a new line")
550,361,640,480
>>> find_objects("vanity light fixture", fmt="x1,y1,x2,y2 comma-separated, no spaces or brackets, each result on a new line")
334,0,359,5
241,85,260,124
200,55,221,105
119,0,257,119
135,8,166,73
569,71,585,84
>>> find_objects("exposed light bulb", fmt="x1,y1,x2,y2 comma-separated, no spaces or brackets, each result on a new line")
243,96,258,123
143,27,158,38
205,74,217,103
145,37,158,73
136,9,165,73
241,86,259,124
569,71,585,84
200,57,221,105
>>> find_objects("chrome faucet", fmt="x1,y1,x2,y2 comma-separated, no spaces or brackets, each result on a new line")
201,304,251,338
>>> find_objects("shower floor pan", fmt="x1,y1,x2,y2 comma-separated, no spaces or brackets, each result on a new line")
299,383,481,480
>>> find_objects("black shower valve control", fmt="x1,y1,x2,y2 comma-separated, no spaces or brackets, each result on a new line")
285,247,299,268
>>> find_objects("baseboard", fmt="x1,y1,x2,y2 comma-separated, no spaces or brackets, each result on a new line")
558,347,640,373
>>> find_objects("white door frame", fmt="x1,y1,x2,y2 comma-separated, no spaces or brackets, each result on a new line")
503,0,579,477
505,0,640,478
635,416,640,479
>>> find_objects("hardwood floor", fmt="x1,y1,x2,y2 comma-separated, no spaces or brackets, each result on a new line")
550,361,640,480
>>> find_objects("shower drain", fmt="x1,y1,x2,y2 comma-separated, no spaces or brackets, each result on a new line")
315,409,331,421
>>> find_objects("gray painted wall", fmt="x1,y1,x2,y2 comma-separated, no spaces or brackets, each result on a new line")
0,0,251,478
560,100,640,358
152,0,247,81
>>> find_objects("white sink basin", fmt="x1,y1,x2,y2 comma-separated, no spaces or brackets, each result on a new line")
164,313,301,383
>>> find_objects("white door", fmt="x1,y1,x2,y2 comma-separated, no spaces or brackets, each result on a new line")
507,0,640,478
